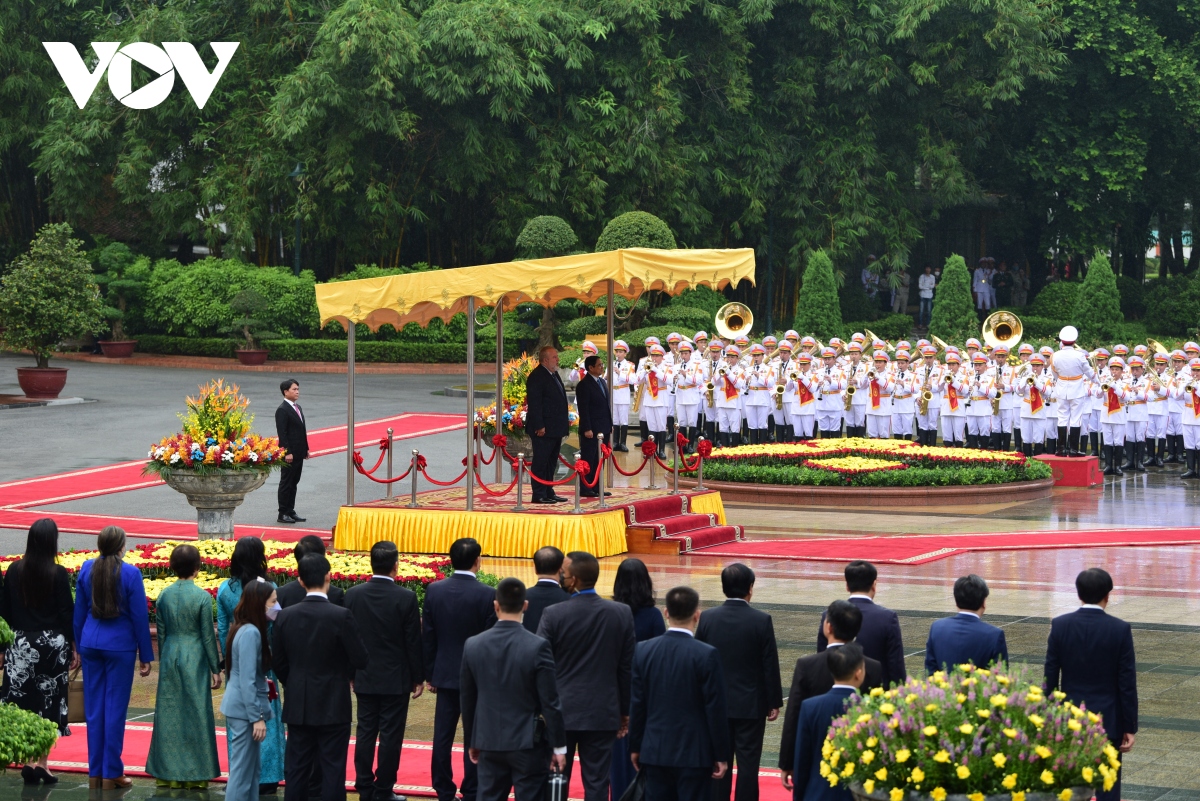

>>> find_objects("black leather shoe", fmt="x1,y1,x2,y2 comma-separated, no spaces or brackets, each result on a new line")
549,494,570,502
532,498,558,504
276,514,297,524
375,794,407,801
21,766,37,785
289,511,307,522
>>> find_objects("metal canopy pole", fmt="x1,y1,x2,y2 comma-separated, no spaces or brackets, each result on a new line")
346,321,356,506
495,298,504,483
606,280,615,489
466,297,476,512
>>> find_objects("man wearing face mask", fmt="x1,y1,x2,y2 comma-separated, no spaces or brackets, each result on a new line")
276,536,345,608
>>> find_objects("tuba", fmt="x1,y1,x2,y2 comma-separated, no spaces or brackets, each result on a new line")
715,302,754,341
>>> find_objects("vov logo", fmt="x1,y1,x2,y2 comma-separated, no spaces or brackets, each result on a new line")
43,42,239,110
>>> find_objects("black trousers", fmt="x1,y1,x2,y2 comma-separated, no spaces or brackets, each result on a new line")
713,718,766,801
530,435,563,501
477,746,551,801
277,456,304,514
283,722,351,801
432,689,478,801
643,764,712,801
563,730,617,801
354,693,411,799
579,430,610,495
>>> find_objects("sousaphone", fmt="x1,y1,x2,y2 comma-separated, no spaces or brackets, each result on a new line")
715,302,754,341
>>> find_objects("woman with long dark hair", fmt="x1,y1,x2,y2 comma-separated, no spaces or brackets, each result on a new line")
0,518,77,785
609,557,665,798
221,579,276,801
145,544,222,788
72,525,154,789
216,536,284,794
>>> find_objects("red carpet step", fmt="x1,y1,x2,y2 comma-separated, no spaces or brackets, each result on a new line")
623,494,743,554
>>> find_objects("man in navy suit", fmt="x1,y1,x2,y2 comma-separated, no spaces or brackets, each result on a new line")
576,355,614,497
422,538,497,801
792,645,865,801
817,560,906,688
924,574,1007,674
630,586,730,801
521,546,570,634
525,346,571,503
1045,569,1137,801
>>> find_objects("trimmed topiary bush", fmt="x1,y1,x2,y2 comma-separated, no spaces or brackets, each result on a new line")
516,216,578,258
595,211,676,252
1143,274,1200,336
794,249,844,340
648,305,713,333
1026,281,1080,320
667,285,727,315
1072,253,1124,342
929,254,978,344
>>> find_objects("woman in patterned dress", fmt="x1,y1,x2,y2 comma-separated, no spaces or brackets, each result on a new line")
0,518,77,785
217,537,285,794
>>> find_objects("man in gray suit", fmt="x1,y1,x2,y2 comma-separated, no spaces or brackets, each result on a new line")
461,578,567,801
537,551,636,801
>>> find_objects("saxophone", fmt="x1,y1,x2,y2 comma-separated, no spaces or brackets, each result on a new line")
631,356,649,413
843,367,857,411
918,366,933,416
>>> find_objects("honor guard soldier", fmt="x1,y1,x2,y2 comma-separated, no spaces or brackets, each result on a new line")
965,352,997,449
771,340,797,442
993,346,1017,451
702,340,724,444
637,343,672,458
864,351,894,439
815,347,846,438
1122,356,1153,472
714,345,747,447
890,350,916,440
787,352,818,440
674,340,701,454
915,345,942,445
1018,353,1053,455
610,340,635,452
1147,352,1171,467
941,351,967,447
844,342,869,438
1050,326,1097,456
1166,349,1188,463
744,344,774,444
573,340,598,383
1098,357,1130,476
1175,358,1200,478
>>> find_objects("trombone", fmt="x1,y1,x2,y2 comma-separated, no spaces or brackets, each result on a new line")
863,329,895,353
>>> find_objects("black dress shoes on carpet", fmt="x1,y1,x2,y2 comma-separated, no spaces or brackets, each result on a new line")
276,513,298,524
289,510,306,521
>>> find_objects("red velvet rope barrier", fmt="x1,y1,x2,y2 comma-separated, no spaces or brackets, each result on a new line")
418,464,470,487
474,469,521,496
352,448,416,484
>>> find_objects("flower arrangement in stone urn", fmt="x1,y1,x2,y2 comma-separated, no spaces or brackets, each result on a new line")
826,664,1119,801
474,354,578,456
146,379,286,538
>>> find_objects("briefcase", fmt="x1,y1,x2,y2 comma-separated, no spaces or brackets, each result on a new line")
67,666,85,724
545,769,568,801
617,770,645,801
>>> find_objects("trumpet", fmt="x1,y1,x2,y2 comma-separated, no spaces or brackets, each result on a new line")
1027,376,1036,386
789,370,800,382
1101,383,1111,392
1188,384,1196,394
1145,368,1165,390
718,367,728,377
867,370,876,380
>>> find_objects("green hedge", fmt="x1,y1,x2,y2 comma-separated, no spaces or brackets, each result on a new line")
1026,281,1080,319
557,315,610,342
845,314,914,341
648,304,713,332
1115,275,1146,319
1144,274,1200,336
134,335,518,362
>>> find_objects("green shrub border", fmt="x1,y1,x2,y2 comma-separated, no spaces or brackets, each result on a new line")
133,335,520,363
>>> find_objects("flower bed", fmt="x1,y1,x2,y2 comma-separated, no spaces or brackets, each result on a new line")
827,664,1117,801
692,438,1052,487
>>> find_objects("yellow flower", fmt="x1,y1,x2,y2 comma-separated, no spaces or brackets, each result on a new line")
911,768,925,783
934,750,950,763
925,703,938,712
991,694,1009,707
1068,719,1082,732
977,709,992,718
858,714,874,724
958,723,974,735
1053,690,1067,700
1041,770,1055,786
1026,691,1043,703
862,750,876,765
906,693,920,705
876,768,889,781
923,726,938,736
1088,711,1101,724
930,788,948,801
956,693,968,704
823,741,834,759
870,687,885,697
842,762,855,777
1059,790,1073,801
993,753,1007,768
864,780,876,795
970,794,985,801
1029,714,1045,729
1035,746,1053,760
1003,728,1018,739
867,737,878,747
890,789,905,801
829,751,840,768
828,774,840,787
820,762,831,778
956,765,971,780
1081,767,1095,783
880,703,896,715
1013,793,1026,801
1002,774,1018,790
1103,776,1116,792
895,750,911,764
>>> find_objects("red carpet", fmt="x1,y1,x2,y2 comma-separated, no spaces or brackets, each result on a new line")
693,527,1200,564
0,413,464,542
42,723,790,801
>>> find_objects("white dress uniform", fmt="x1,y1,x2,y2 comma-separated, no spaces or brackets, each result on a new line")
636,360,672,435
814,365,847,436
1018,371,1053,447
610,357,635,426
1050,339,1097,430
1099,376,1129,447
995,362,1018,443
890,365,916,440
744,361,774,437
1123,373,1150,455
1146,366,1169,445
914,360,942,442
1175,371,1200,453
964,371,997,443
713,363,746,442
864,367,894,439
701,354,722,433
845,358,870,433
941,364,968,446
786,367,819,439
674,357,701,429
770,354,796,430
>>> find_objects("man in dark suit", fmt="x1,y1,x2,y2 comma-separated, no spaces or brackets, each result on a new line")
345,541,425,801
275,378,310,523
522,546,569,634
576,354,614,497
277,535,345,608
629,586,729,801
924,574,1008,675
536,551,636,801
696,563,782,801
461,578,568,801
779,600,882,790
525,346,570,504
816,560,906,688
791,645,865,801
1044,568,1137,801
272,554,370,801
423,538,497,801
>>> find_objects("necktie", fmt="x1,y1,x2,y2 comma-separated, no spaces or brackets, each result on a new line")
293,403,303,421
599,378,608,398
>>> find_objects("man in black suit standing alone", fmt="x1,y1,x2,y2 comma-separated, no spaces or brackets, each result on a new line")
525,347,570,504
576,354,613,497
696,564,782,801
461,578,568,801
537,551,636,801
277,535,345,608
346,541,425,801
522,546,569,634
816,560,906,688
1045,568,1137,801
272,554,370,801
630,586,729,801
275,378,310,524
423,538,497,801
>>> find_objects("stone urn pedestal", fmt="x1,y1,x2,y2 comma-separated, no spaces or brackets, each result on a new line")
159,469,270,539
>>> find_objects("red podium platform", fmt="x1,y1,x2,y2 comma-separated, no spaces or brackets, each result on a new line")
1034,454,1103,487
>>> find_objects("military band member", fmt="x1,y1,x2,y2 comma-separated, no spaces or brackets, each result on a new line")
1166,349,1188,463
1098,357,1130,476
815,347,846,438
1175,358,1200,478
760,336,779,441
744,344,774,444
692,331,710,361
864,351,894,439
1147,352,1171,467
941,351,967,448
844,342,869,438
633,336,661,447
787,352,819,440
891,350,916,441
572,340,598,383
771,340,797,442
674,340,701,454
1050,326,1096,456
637,343,672,458
1017,353,1053,455
610,340,635,452
915,345,942,446
993,346,1017,451
1122,356,1153,472
1084,347,1110,461
714,345,747,447
702,340,724,443
965,352,997,449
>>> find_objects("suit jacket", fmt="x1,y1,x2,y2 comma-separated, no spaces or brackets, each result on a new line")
522,579,570,634
277,578,344,608
924,613,1008,675
629,631,729,768
576,373,613,441
779,649,882,772
525,365,570,439
275,401,310,459
793,688,857,801
272,595,369,726
696,599,783,719
461,620,567,752
817,596,907,688
537,592,636,731
345,577,424,694
422,573,497,689
220,624,272,722
1044,608,1138,741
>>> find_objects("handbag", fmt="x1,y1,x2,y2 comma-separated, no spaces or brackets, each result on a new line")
545,769,568,801
67,666,85,724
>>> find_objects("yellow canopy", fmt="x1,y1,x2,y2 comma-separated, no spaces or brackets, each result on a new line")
315,247,756,330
